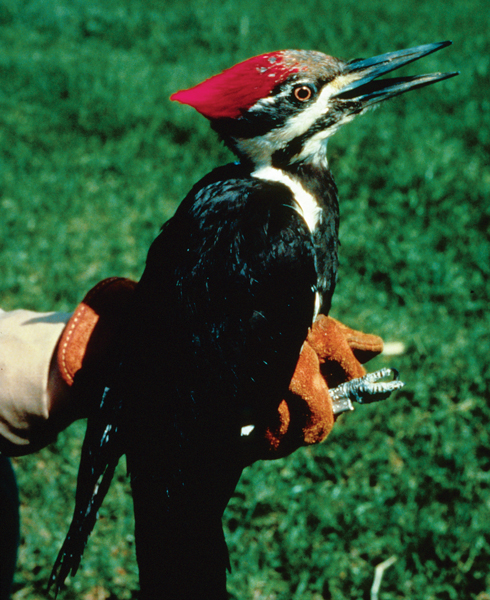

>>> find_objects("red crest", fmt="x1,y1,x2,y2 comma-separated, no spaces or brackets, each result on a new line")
170,52,300,120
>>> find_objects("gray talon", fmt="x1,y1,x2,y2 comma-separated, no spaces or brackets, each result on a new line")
331,368,405,415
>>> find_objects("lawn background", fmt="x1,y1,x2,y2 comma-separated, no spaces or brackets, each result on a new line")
1,0,489,598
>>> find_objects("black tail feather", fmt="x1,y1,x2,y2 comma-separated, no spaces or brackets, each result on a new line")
49,383,124,596
49,458,118,596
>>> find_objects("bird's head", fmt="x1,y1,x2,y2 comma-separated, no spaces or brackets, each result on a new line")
171,42,457,169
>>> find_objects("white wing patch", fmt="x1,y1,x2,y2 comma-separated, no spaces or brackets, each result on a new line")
241,425,255,436
252,165,322,233
313,290,321,322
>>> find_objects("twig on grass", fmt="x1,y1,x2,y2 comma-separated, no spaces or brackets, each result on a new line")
370,555,397,600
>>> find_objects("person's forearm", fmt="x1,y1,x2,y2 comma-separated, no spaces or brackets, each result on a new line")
0,309,71,455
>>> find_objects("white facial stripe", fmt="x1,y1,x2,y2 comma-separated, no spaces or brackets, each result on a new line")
252,165,322,233
279,71,369,139
242,79,350,166
253,87,291,106
275,81,340,139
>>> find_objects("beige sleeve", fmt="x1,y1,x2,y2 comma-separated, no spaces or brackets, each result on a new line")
0,309,72,455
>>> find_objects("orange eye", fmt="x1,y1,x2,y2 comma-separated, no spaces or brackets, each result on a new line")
293,85,313,102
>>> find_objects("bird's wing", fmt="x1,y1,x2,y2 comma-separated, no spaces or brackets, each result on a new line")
125,172,324,598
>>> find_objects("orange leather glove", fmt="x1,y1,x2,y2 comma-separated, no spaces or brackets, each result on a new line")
258,316,383,459
57,278,384,461
56,277,137,388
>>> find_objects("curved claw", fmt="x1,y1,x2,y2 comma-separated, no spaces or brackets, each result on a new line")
330,368,405,415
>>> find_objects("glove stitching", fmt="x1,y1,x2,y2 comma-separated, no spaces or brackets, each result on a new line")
59,278,121,384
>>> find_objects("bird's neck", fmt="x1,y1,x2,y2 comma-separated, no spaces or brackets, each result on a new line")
282,159,338,210
251,163,323,233
248,152,338,237
247,140,334,197
216,125,337,231
214,116,331,175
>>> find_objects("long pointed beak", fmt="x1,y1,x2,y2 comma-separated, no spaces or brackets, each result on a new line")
333,41,458,107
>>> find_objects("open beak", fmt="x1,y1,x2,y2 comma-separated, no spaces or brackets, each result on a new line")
333,41,458,107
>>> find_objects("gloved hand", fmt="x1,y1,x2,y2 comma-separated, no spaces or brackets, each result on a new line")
0,278,135,456
256,315,383,459
0,278,384,458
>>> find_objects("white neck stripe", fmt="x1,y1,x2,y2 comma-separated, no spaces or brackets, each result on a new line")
251,165,322,233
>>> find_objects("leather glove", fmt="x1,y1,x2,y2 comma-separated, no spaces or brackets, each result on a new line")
257,315,383,459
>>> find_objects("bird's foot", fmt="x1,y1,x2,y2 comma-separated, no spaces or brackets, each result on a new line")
330,368,405,415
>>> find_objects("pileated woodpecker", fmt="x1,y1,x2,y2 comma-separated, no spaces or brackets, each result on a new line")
51,42,456,598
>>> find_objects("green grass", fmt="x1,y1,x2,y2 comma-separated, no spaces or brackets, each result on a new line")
1,0,489,598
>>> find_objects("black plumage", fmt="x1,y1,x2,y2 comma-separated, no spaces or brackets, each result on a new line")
127,162,339,597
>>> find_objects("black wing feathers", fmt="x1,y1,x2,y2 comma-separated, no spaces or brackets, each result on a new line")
127,172,320,597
